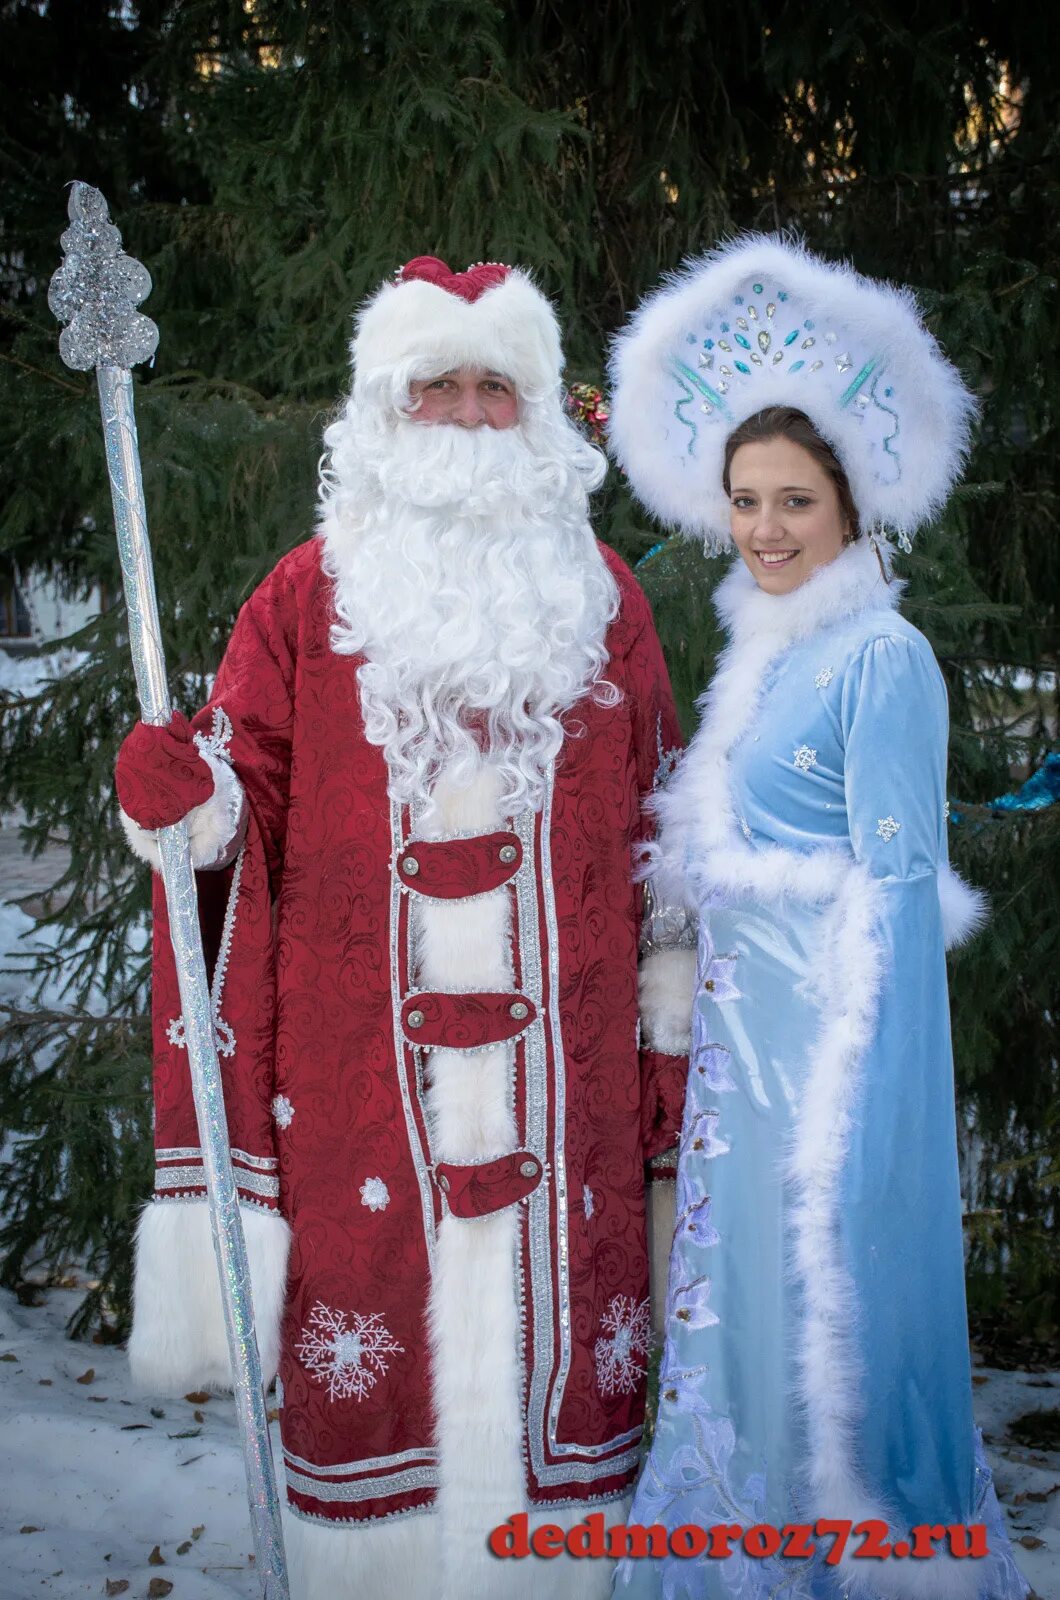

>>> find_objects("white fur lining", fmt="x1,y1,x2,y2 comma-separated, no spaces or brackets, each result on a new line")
118,748,247,872
415,768,526,1599
638,947,697,1054
284,1495,625,1600
127,1199,290,1394
651,549,994,1596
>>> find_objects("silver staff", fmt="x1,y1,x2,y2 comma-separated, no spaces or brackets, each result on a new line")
48,182,289,1599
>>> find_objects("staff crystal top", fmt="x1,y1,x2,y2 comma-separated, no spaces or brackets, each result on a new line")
48,182,159,371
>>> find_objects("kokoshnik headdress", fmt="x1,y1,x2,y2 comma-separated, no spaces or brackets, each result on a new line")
608,234,977,553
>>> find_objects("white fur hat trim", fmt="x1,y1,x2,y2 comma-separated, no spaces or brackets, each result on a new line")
608,233,977,551
352,267,563,402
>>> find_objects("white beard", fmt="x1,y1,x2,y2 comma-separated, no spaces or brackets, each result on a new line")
316,401,619,814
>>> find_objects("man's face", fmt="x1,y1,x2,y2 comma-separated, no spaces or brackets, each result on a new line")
407,366,519,429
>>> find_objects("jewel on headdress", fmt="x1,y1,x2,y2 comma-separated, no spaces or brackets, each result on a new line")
802,337,816,349
718,341,732,352
784,329,799,346
701,401,714,414
757,331,770,352
720,365,733,377
772,351,784,365
766,302,776,318
736,317,748,330
810,360,823,371
735,360,751,374
747,305,759,321
735,334,751,349
836,352,853,372
750,353,762,365
789,360,805,372
699,352,714,370
753,282,763,293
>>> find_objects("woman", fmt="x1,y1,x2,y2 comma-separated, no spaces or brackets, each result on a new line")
607,238,1027,1599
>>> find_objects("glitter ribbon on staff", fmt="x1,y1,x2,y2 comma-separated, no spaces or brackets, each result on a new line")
48,182,289,1600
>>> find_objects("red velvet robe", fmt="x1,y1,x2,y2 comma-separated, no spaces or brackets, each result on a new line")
145,535,686,1528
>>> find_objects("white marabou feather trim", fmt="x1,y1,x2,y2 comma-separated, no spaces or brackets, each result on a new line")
127,1199,290,1394
284,1496,626,1600
638,947,697,1054
608,232,977,549
118,748,247,872
938,860,989,950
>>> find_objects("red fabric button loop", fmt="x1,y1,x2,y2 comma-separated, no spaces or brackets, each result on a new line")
397,832,523,899
435,1151,543,1218
400,991,537,1049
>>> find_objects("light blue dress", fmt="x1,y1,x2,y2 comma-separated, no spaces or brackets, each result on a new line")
617,545,1026,1600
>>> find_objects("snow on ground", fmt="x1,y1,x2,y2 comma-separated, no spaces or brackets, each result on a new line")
0,1284,269,1598
0,1280,1056,1600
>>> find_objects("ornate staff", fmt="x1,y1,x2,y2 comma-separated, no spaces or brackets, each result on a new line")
48,182,290,1599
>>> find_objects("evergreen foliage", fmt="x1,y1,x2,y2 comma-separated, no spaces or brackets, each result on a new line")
0,1,1056,1341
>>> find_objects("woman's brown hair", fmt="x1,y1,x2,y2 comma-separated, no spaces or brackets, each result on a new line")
721,407,860,539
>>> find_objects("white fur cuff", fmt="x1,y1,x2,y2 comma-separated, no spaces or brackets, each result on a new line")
938,861,988,950
118,750,247,872
127,1200,291,1394
639,947,698,1055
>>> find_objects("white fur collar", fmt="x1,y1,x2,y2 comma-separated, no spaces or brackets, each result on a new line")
714,536,900,649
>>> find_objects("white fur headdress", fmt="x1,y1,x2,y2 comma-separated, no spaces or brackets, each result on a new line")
608,234,977,551
351,256,563,403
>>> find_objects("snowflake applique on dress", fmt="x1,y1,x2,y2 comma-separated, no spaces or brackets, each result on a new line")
595,1294,652,1397
793,744,817,772
271,1094,294,1130
359,1176,390,1212
814,666,835,689
876,815,901,842
296,1302,403,1403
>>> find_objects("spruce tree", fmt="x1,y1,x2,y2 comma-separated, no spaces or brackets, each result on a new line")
1,0,1056,1343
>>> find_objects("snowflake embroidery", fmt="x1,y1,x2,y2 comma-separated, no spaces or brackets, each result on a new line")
944,799,951,821
583,1183,594,1220
166,1011,236,1059
296,1302,403,1403
271,1094,295,1129
814,667,834,689
876,815,902,843
193,703,234,762
594,1294,652,1397
360,1176,390,1212
793,744,817,772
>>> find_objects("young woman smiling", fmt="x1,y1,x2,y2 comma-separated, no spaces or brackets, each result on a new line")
606,238,1028,1600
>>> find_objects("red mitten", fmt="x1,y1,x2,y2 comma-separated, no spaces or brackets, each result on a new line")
115,712,215,830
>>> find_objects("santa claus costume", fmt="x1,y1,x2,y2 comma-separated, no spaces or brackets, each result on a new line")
117,257,695,1599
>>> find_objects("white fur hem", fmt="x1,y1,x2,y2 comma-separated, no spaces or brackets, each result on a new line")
938,861,988,949
638,947,697,1054
284,1498,624,1600
127,1199,290,1393
118,749,247,872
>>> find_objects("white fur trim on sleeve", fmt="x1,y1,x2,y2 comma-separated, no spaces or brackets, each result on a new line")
117,750,247,873
938,861,988,949
127,1200,291,1394
639,947,698,1055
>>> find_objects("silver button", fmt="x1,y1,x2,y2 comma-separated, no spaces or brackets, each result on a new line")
437,1173,450,1192
406,1009,425,1029
509,1001,529,1021
519,1160,538,1179
498,844,518,864
401,855,419,876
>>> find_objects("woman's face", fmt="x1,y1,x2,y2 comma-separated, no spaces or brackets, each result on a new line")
727,434,850,595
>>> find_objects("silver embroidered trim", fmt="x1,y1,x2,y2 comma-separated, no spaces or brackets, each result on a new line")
228,1167,280,1200
284,1446,437,1476
286,1501,435,1527
155,1145,202,1162
284,1464,437,1503
167,839,245,1060
390,796,439,1266
231,1147,278,1172
154,1164,207,1191
527,771,642,1480
639,879,697,958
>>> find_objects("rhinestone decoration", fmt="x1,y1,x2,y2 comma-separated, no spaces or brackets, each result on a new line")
583,1183,594,1220
836,352,853,373
793,745,817,772
359,1176,390,1212
876,815,902,843
48,183,158,371
814,667,835,689
271,1093,295,1130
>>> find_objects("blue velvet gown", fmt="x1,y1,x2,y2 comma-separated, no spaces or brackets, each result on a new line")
616,543,1027,1600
